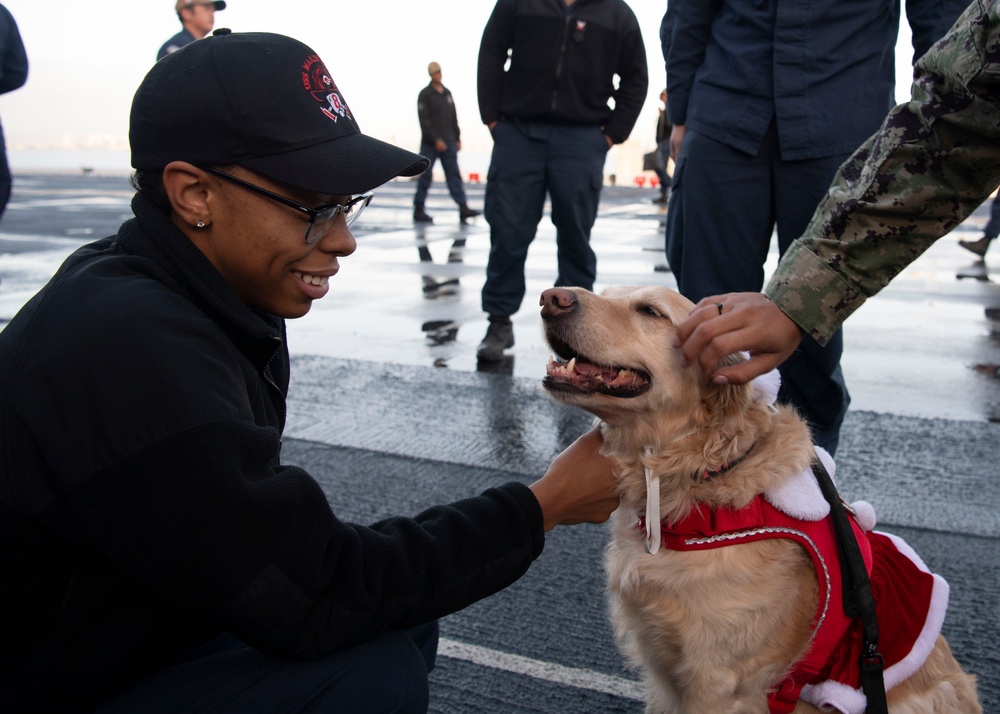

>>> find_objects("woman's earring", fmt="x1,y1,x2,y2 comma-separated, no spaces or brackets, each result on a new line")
196,220,206,228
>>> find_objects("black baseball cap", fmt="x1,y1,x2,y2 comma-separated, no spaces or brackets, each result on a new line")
175,1,227,11
130,30,428,195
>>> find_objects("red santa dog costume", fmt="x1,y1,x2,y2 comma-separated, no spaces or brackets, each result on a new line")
640,370,949,714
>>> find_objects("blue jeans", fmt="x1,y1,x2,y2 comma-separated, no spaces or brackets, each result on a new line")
481,119,608,317
413,141,468,209
666,125,850,454
94,622,439,714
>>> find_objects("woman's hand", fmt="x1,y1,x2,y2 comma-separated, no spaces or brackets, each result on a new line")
529,428,619,532
672,293,804,384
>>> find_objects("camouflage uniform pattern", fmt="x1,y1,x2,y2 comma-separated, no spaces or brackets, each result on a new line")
766,0,1000,345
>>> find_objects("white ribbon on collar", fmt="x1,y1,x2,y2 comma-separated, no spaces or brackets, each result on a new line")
643,427,697,555
644,446,660,554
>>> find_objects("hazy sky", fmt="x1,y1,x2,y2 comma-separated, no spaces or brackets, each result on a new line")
0,1,917,173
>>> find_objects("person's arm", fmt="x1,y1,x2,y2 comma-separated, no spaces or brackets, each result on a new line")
659,1,675,89
665,0,717,128
664,0,718,159
450,89,461,145
416,87,437,144
768,0,1000,345
657,5,676,151
603,16,648,144
673,0,1000,384
477,0,515,128
62,366,614,660
0,7,27,95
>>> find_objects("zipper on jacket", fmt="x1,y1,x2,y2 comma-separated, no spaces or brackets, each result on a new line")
263,336,288,439
553,14,573,112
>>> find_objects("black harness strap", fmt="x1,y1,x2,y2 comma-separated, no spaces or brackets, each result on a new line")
811,458,888,714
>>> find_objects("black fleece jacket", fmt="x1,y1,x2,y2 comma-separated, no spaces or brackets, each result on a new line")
0,194,545,712
477,0,648,144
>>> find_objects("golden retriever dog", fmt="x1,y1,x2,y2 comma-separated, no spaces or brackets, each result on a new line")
539,285,980,714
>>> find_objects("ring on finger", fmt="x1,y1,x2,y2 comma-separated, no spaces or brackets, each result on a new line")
715,302,724,316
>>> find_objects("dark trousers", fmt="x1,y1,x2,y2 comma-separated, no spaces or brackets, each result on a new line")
94,622,439,714
666,125,851,454
413,141,468,210
481,119,607,317
984,194,1000,240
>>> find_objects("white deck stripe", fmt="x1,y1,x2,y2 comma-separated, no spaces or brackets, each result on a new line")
438,637,645,702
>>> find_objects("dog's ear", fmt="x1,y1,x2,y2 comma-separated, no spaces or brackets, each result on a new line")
699,352,754,425
702,378,754,423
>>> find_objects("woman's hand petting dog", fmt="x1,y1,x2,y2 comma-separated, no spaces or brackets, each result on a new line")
530,428,619,532
673,292,804,385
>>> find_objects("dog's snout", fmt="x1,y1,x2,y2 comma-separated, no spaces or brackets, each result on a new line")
540,288,578,318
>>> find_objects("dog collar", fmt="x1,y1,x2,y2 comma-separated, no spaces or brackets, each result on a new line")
696,437,760,480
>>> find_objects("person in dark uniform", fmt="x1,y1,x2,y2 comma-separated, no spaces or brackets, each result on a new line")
475,0,648,363
412,61,480,225
663,0,970,455
156,0,226,61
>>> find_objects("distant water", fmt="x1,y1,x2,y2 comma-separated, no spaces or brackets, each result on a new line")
6,146,631,183
9,150,132,175
5,149,501,181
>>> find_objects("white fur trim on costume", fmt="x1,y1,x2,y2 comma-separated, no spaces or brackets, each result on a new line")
763,446,837,520
850,500,877,531
764,467,830,521
750,367,781,405
801,680,866,714
813,446,835,481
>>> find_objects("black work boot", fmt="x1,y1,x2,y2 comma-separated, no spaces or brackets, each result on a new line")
477,316,514,362
459,205,481,224
413,208,434,223
959,235,991,258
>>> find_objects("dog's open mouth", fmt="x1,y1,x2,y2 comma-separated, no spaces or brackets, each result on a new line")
543,348,651,398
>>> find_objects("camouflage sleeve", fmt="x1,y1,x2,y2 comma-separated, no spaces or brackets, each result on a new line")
765,0,1000,345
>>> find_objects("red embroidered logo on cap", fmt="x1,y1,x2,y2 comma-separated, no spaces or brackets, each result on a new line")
301,54,353,124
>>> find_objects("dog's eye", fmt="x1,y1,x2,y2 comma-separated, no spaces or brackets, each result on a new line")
638,304,663,318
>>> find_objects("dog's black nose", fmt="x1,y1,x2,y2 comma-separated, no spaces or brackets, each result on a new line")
540,288,577,318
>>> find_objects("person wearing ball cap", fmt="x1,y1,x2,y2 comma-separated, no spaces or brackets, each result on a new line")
157,0,228,61
0,30,619,712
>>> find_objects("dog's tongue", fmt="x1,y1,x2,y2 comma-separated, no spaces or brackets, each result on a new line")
546,356,643,389
574,360,619,380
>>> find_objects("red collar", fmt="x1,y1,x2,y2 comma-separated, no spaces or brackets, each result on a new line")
638,495,873,713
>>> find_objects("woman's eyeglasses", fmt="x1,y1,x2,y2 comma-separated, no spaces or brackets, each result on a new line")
202,167,373,244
